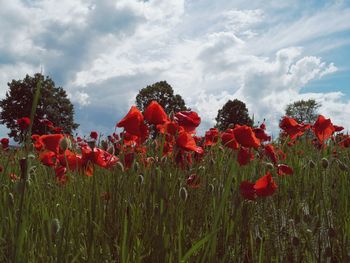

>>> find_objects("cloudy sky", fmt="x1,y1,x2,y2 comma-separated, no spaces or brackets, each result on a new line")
1,0,350,137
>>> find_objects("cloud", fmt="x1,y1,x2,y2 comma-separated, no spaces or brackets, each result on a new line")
0,0,350,138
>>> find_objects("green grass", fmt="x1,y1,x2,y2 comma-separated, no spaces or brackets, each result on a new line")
1,139,350,262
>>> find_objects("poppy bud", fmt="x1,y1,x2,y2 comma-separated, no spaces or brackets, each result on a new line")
309,160,316,168
337,160,348,171
179,187,188,201
264,162,274,170
321,158,329,169
59,136,72,151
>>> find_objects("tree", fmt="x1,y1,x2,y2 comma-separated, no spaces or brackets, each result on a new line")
135,81,188,115
285,99,320,124
0,73,79,142
215,99,253,131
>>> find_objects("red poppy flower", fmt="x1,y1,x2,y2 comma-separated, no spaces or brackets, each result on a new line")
174,111,201,134
254,172,277,197
334,125,344,132
17,117,30,130
237,147,254,166
90,131,98,140
117,106,144,135
144,101,168,125
55,166,68,185
117,106,149,142
157,120,184,135
187,174,200,189
39,134,64,153
233,125,260,148
204,128,219,146
264,144,278,164
176,132,203,154
313,115,335,143
239,181,256,200
39,151,57,167
50,126,63,133
279,117,309,140
221,130,239,149
253,127,271,142
1,138,9,150
58,150,83,171
39,118,54,128
277,164,293,176
81,146,119,169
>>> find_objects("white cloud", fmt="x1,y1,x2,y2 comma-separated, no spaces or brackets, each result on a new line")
0,0,350,138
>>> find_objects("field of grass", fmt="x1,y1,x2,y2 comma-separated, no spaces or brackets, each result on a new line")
1,135,350,262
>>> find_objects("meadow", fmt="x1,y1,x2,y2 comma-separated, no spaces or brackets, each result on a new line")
0,100,350,262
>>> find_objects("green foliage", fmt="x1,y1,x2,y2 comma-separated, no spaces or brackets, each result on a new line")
135,81,188,114
1,140,349,262
0,73,79,142
215,99,253,131
285,99,321,124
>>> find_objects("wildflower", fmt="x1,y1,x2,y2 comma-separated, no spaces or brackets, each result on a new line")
176,131,203,154
277,164,293,176
237,147,254,166
144,101,168,125
312,115,335,143
239,181,256,200
174,111,201,134
1,138,9,150
17,117,31,130
90,131,98,140
254,172,277,197
233,125,260,148
186,174,200,189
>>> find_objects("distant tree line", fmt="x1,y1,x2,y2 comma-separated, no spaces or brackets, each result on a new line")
0,72,320,143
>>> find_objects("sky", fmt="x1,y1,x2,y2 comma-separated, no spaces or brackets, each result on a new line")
1,0,350,138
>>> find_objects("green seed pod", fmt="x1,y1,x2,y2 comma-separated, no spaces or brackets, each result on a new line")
309,160,316,168
60,136,72,151
321,158,329,169
265,162,274,170
338,160,348,171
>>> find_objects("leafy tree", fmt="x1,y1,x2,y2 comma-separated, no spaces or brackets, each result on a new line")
285,99,320,124
0,73,79,142
135,81,188,115
215,99,253,131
